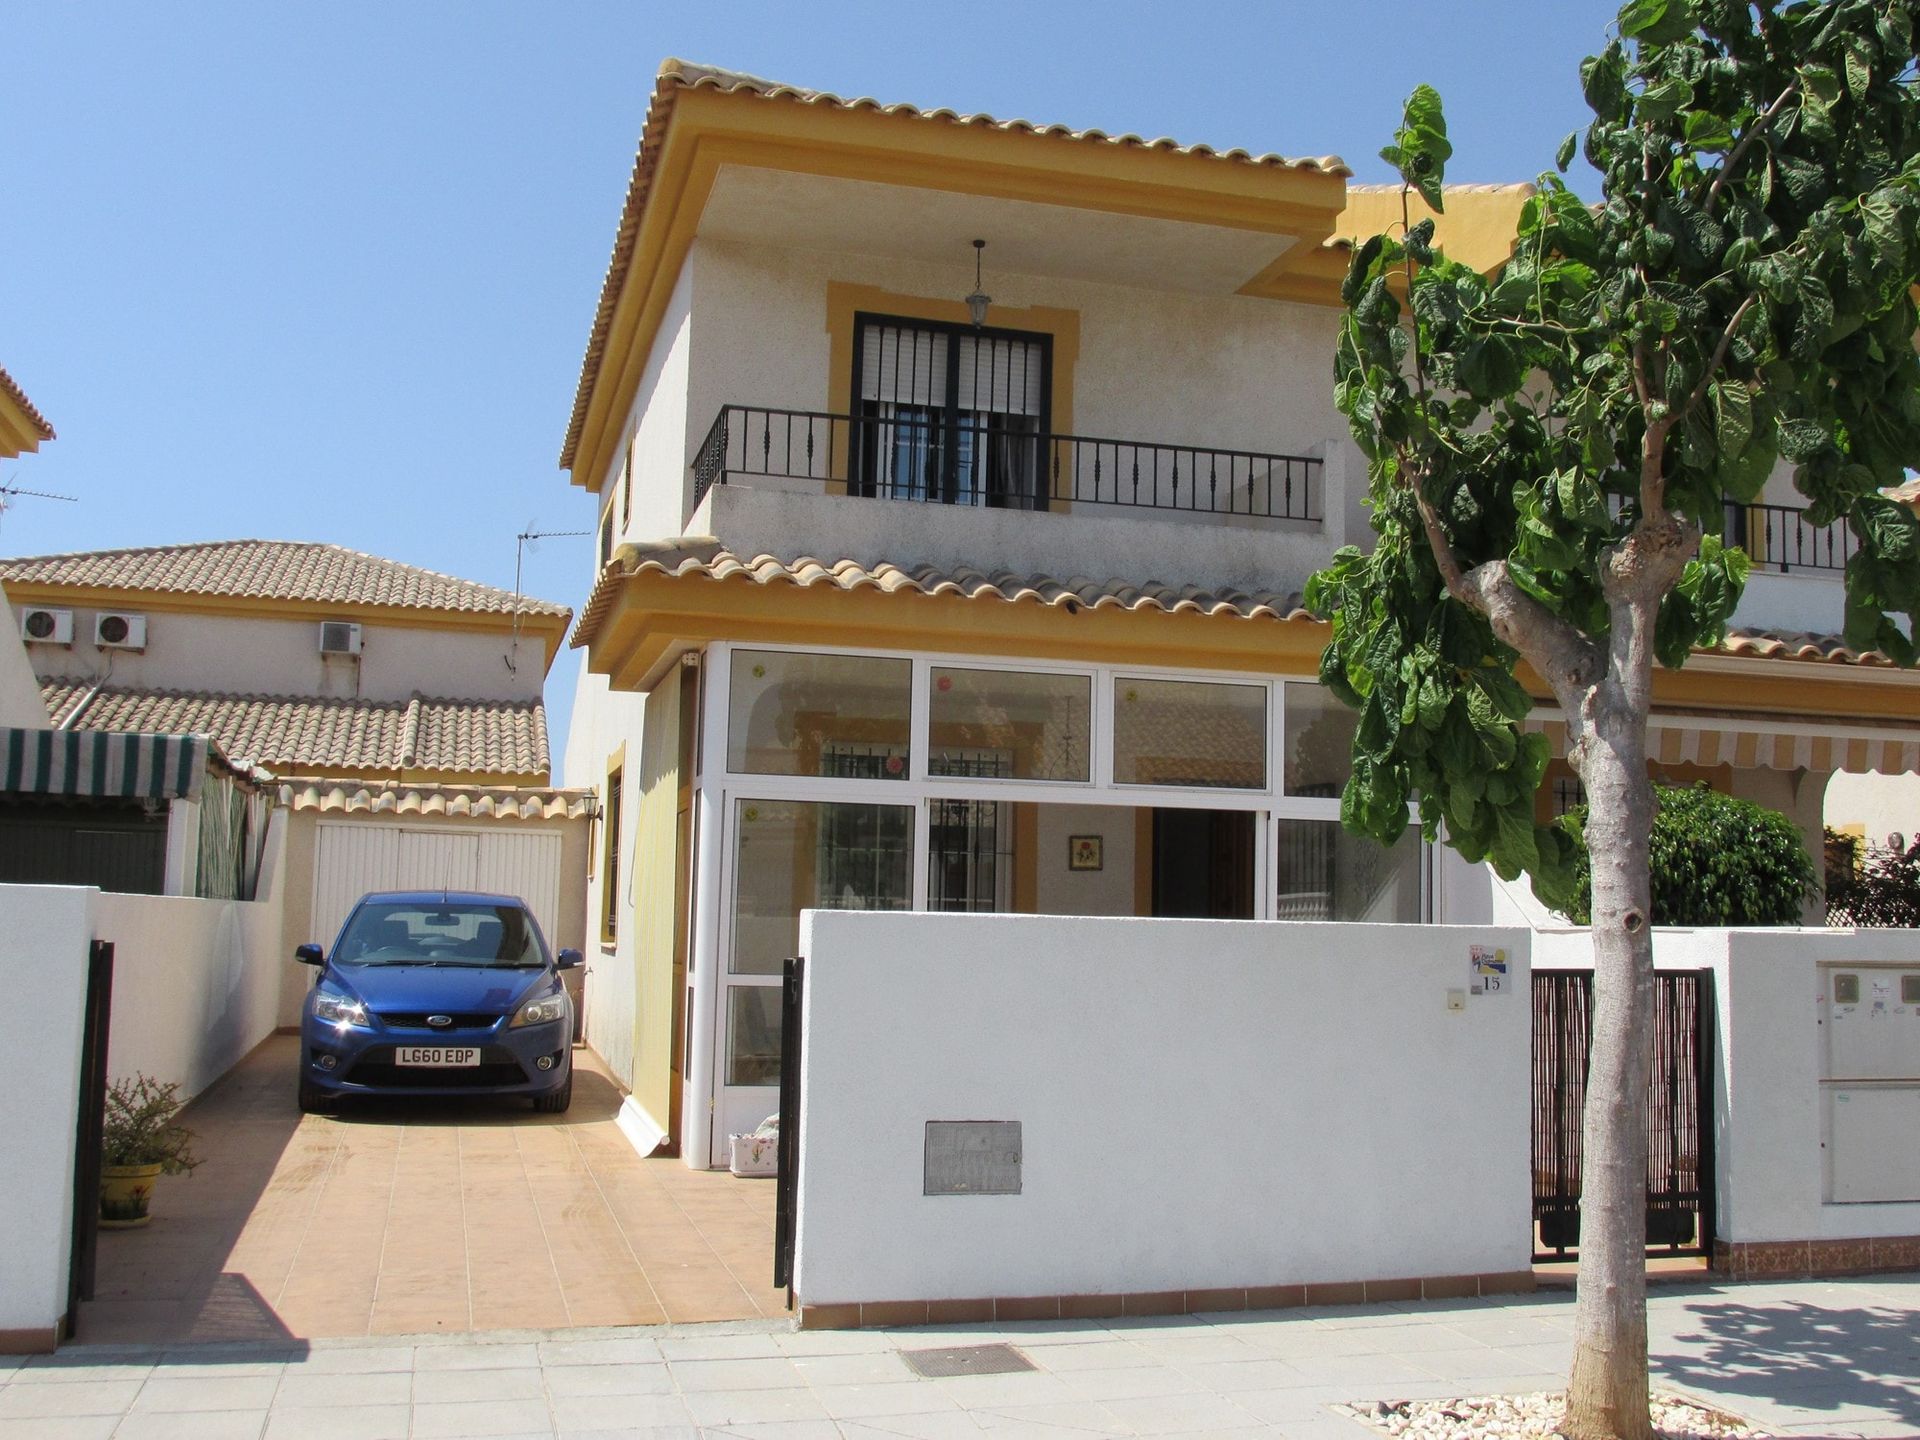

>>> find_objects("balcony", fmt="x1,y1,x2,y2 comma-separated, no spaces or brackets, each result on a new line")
1724,500,1852,575
692,406,1324,528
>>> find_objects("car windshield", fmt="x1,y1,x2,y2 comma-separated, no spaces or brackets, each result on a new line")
334,901,546,968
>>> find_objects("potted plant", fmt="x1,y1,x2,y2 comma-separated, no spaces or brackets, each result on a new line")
100,1074,200,1228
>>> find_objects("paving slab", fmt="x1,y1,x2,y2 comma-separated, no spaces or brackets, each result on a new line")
75,1036,779,1346
7,1273,1918,1436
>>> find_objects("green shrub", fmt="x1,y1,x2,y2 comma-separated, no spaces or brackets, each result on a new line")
1560,784,1816,927
102,1074,201,1174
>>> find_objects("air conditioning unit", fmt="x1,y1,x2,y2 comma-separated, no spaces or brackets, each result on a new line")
19,607,73,646
94,612,147,651
318,621,363,656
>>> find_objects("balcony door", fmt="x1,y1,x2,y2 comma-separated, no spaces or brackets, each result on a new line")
851,313,1051,510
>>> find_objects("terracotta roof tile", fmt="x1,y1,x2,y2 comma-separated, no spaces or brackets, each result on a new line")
280,781,595,822
39,680,549,778
0,365,54,441
559,60,1351,469
571,543,1913,678
570,545,1315,650
0,539,570,619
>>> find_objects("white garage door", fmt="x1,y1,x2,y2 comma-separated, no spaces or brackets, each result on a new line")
311,823,565,953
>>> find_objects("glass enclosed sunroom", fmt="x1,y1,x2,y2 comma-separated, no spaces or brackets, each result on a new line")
670,641,1431,1160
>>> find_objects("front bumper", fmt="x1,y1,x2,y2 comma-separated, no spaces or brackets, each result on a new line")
302,1017,571,1098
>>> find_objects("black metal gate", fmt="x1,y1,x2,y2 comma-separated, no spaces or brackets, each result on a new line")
65,940,115,1338
772,955,804,1306
1531,968,1715,1262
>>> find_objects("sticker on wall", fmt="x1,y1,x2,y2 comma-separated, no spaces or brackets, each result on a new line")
1470,945,1509,995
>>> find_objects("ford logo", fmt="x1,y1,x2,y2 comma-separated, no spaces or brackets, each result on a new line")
427,1014,453,1028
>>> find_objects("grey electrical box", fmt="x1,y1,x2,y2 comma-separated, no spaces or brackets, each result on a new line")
924,1121,1022,1196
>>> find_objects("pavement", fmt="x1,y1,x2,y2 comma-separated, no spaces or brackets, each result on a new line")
82,1037,781,1345
7,1274,1919,1438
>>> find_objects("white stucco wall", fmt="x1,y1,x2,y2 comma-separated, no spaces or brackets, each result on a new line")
99,814,288,1102
0,586,50,728
1827,769,1920,849
19,609,547,707
601,260,695,544
0,885,93,1348
1731,571,1844,634
793,912,1533,1307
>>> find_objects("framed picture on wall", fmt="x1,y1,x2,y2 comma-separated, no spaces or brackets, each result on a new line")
1068,835,1103,871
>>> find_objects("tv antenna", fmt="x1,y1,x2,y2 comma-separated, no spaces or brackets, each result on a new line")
505,524,590,674
0,478,78,527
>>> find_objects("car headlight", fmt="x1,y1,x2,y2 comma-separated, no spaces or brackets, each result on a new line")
312,987,368,1027
512,994,566,1028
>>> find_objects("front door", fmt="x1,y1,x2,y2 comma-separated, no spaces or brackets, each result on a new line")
1150,809,1255,919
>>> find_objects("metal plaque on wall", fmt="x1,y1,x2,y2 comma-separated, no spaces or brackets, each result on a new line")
924,1121,1022,1196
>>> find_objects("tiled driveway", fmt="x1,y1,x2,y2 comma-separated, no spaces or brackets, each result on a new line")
78,1036,783,1345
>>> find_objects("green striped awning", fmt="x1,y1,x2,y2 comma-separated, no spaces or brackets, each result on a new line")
0,728,209,801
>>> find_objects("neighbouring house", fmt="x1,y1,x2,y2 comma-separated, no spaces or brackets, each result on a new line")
0,539,596,1024
0,364,55,462
559,61,1920,1168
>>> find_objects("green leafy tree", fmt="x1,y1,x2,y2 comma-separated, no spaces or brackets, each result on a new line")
1563,784,1818,924
1307,3,1920,1435
1826,827,1920,923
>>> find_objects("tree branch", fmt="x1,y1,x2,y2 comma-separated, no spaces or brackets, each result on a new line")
1405,460,1605,699
1704,80,1800,214
1631,343,1675,520
1686,292,1758,415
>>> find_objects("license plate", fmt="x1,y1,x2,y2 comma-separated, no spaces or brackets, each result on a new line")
395,1046,480,1067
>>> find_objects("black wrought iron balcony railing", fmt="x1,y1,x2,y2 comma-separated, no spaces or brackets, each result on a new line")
1724,500,1853,574
692,405,1323,523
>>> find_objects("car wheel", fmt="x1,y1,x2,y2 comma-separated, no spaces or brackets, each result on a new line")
297,1075,333,1115
532,1071,572,1114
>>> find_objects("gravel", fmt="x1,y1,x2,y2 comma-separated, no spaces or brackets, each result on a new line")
1334,1391,1765,1439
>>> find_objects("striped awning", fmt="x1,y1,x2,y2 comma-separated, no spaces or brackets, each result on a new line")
0,728,212,802
1529,716,1920,776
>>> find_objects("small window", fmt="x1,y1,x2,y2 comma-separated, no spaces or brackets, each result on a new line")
620,435,634,529
601,767,623,943
727,650,911,778
598,507,614,570
930,667,1090,782
1113,677,1266,789
1284,683,1357,798
1275,819,1424,923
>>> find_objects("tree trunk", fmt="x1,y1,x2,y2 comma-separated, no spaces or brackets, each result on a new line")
1561,678,1658,1440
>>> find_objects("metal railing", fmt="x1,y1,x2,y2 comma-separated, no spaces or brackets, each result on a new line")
1724,500,1852,574
692,405,1323,523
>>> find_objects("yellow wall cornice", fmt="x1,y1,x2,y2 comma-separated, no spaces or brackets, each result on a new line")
583,566,1920,734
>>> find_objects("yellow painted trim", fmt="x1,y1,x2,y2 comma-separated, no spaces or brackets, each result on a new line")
602,744,628,945
566,85,1347,490
1336,186,1531,277
1133,808,1154,916
0,397,45,458
590,573,1330,693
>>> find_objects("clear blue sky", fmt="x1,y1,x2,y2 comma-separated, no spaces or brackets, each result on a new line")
2,1,1619,773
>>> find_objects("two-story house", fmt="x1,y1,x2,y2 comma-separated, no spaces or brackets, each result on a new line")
561,62,1920,1167
0,539,595,1024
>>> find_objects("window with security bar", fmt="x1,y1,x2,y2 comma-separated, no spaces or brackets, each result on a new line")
852,314,1051,509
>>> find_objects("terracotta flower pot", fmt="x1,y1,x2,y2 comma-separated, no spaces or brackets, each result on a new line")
100,1162,164,1228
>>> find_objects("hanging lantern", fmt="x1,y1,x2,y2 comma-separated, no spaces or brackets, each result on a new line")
964,239,991,328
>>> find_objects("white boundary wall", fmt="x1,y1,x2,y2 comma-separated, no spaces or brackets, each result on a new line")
1536,925,1920,1247
0,851,288,1348
0,886,93,1349
793,913,1532,1308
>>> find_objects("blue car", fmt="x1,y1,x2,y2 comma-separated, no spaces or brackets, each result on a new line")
295,891,582,1114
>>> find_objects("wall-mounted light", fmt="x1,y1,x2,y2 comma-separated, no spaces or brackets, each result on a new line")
964,239,991,328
